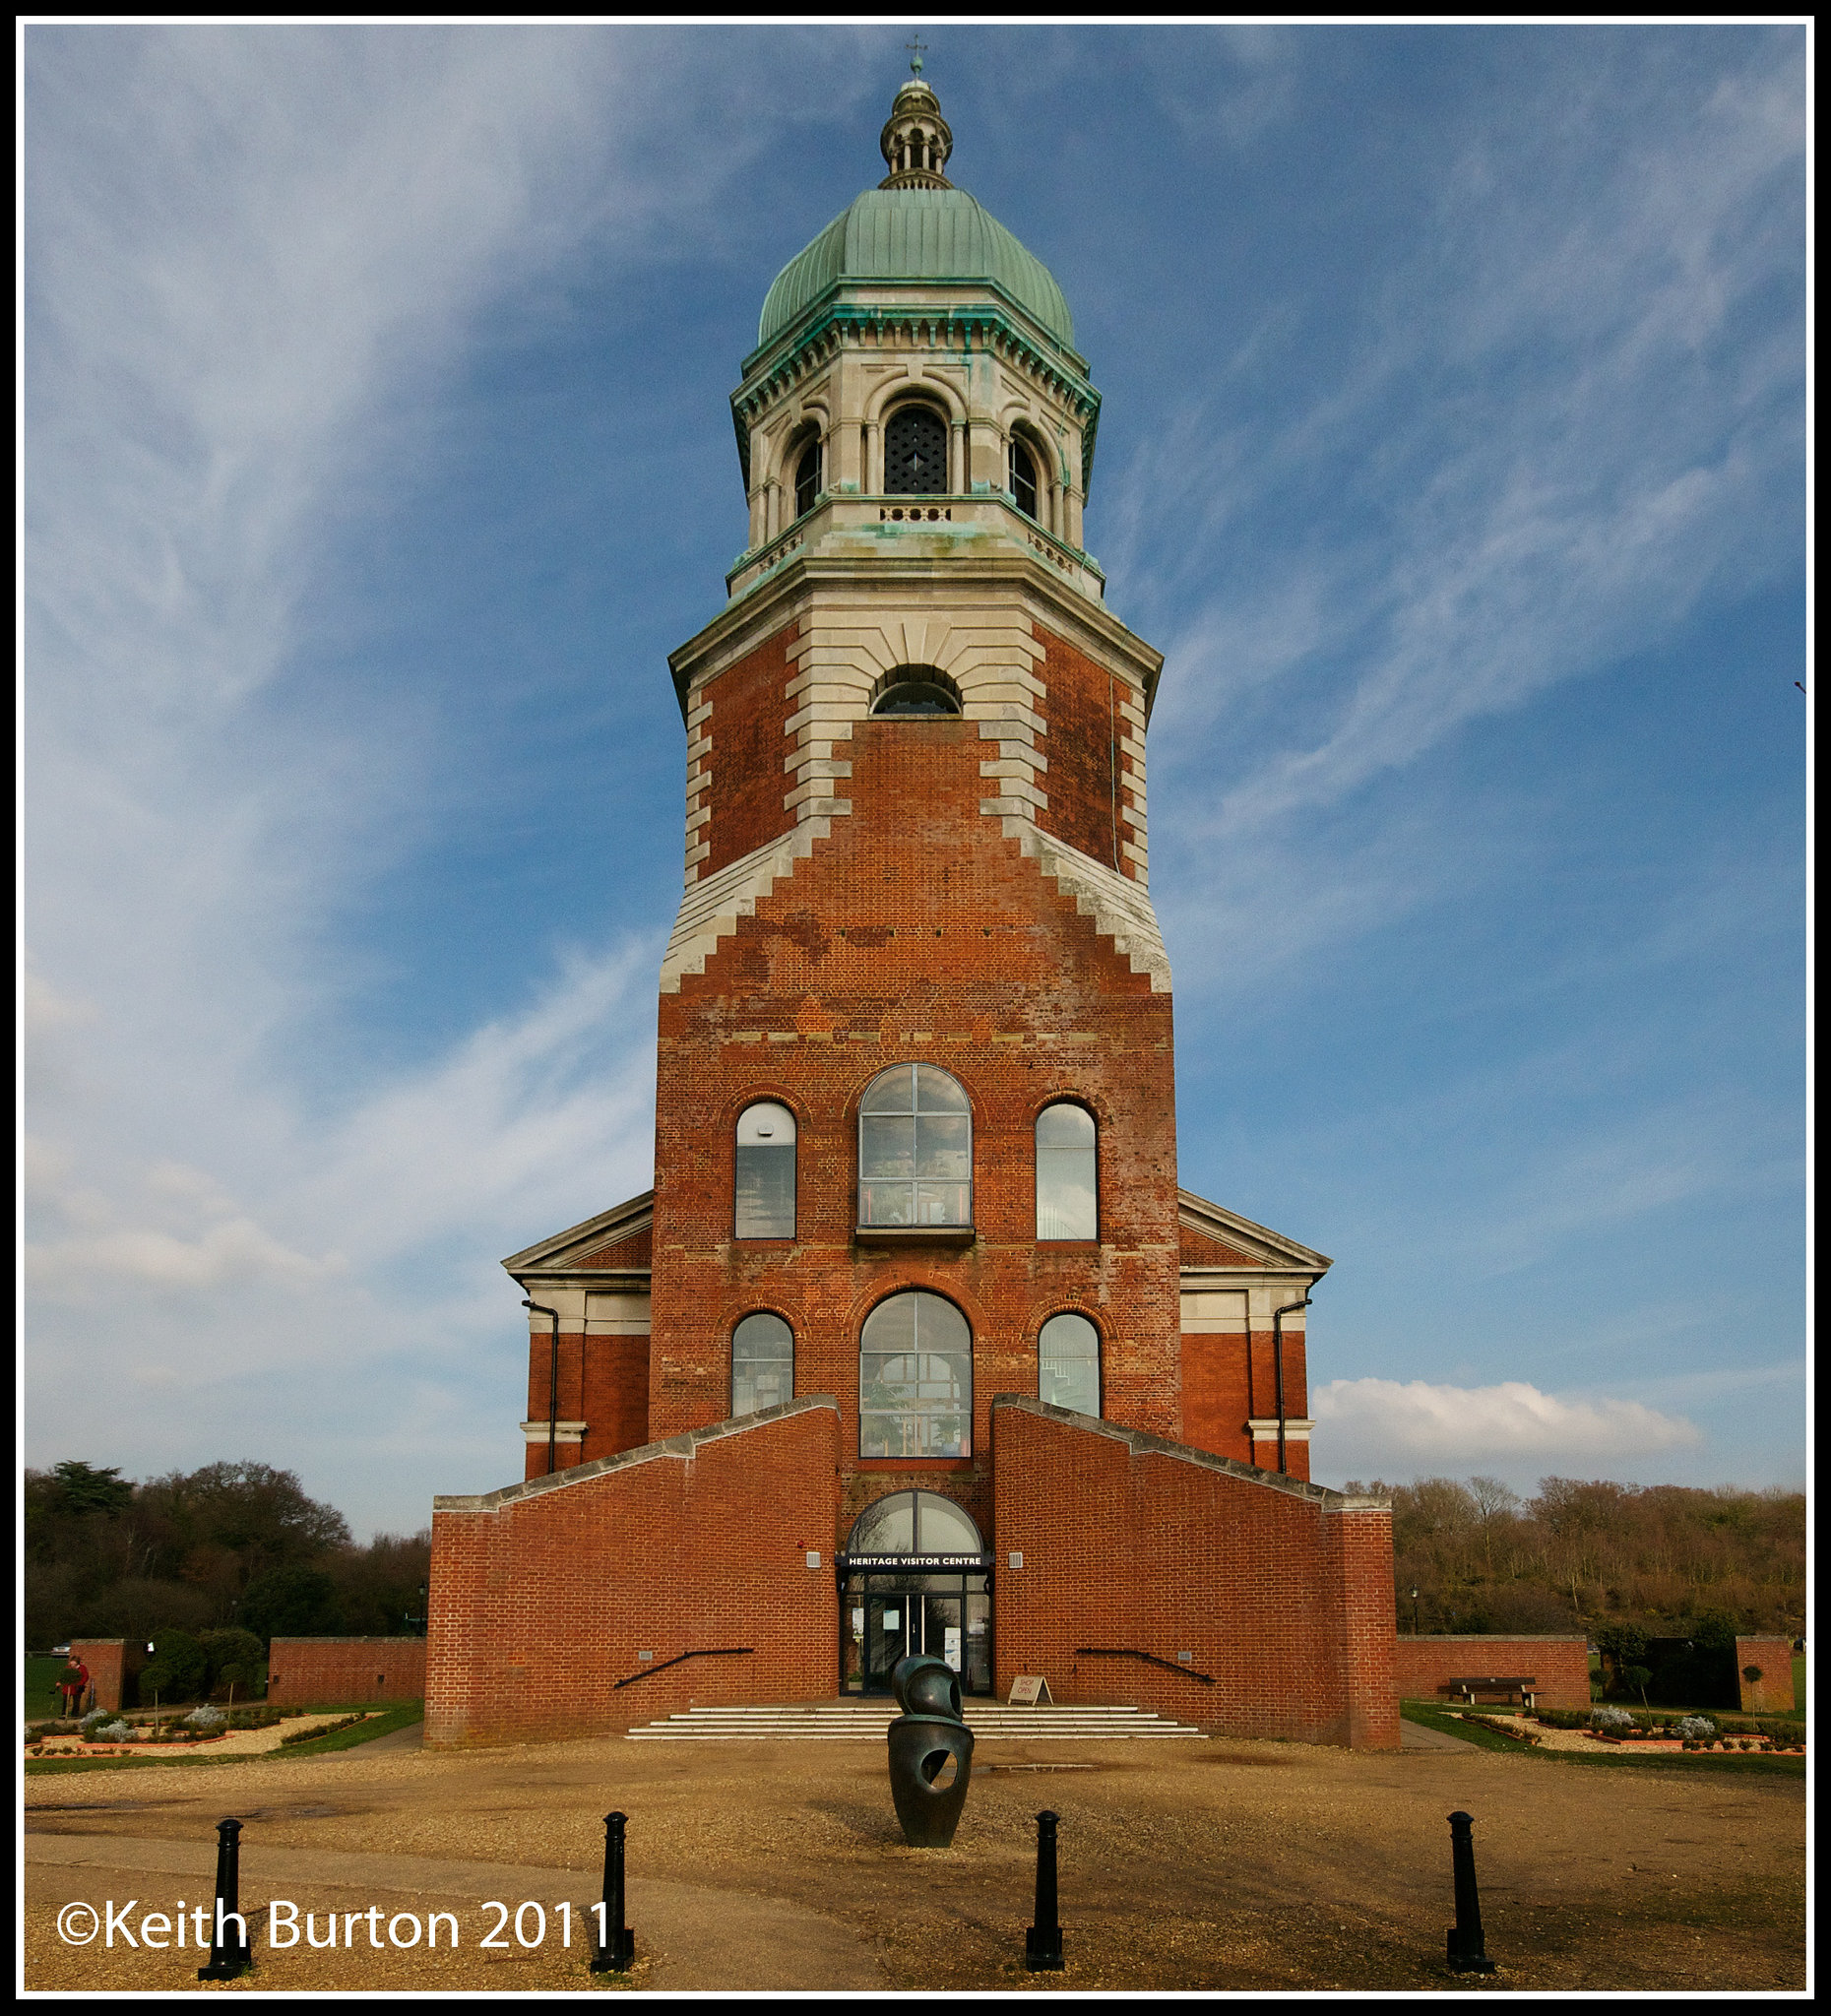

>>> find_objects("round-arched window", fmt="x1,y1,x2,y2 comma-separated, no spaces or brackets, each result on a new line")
732,1311,793,1416
793,437,823,519
1036,1102,1097,1240
884,406,948,495
859,1291,973,1457
1009,438,1040,521
846,1489,984,1557
871,664,961,717
859,1064,972,1227
1039,1311,1101,1418
735,1101,796,1238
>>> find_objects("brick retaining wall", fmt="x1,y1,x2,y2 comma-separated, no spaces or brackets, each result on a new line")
1393,1633,1592,1712
266,1637,427,1706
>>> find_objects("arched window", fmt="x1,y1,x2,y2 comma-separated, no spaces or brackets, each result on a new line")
884,405,948,495
847,1489,983,1556
1039,1311,1102,1418
1036,1102,1097,1239
735,1101,796,1238
793,436,823,519
732,1311,793,1416
859,1064,972,1227
859,1291,973,1456
871,663,961,717
1009,438,1039,521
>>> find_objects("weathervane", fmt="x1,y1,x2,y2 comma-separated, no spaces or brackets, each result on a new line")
907,35,927,76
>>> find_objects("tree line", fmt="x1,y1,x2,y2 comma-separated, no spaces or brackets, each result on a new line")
1347,1474,1805,1637
25,1459,430,1653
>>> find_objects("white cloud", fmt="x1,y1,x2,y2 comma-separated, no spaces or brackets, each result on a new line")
1311,1376,1702,1469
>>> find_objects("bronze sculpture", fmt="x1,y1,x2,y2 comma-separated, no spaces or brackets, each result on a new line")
886,1653,975,1847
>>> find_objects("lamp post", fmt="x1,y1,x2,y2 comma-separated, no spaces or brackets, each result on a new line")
1411,1588,1421,1636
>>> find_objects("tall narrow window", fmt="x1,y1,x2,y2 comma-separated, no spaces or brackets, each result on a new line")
859,1064,971,1227
732,1311,793,1416
1036,1102,1097,1239
735,1102,796,1238
884,406,948,494
1039,1312,1101,1418
1009,439,1039,521
860,1291,973,1456
794,438,822,519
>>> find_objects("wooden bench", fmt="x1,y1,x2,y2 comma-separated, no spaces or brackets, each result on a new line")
1440,1675,1539,1710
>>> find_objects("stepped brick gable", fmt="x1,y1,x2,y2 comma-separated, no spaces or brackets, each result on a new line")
426,73,1398,1748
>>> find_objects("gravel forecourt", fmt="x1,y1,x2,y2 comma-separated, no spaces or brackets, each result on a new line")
24,1726,1805,1993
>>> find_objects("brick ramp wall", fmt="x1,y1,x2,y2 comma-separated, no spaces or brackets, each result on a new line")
991,1398,1399,1748
1393,1635,1592,1712
426,1397,841,1747
267,1638,428,1706
1735,1637,1796,1714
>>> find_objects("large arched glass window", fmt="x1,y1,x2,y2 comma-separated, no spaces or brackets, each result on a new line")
1039,1311,1101,1418
884,405,948,495
847,1489,984,1556
1036,1102,1097,1239
1009,438,1039,521
793,437,822,519
871,664,961,717
860,1291,973,1456
732,1311,793,1416
859,1064,971,1227
735,1102,796,1238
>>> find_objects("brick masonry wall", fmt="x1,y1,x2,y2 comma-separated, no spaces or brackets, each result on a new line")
648,714,1184,1556
267,1638,428,1706
991,1399,1398,1747
426,1400,841,1746
1735,1636,1796,1714
1391,1634,1592,1712
700,623,797,877
69,1639,132,1713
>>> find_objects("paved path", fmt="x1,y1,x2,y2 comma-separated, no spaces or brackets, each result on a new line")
26,1831,883,1989
1399,1718,1480,1751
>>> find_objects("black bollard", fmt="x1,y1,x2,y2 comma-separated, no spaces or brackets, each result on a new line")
1445,1810,1496,1973
196,1817,253,1980
1024,1808,1064,1971
589,1810,637,1974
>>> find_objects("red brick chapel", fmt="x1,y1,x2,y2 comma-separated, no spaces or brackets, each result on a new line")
425,75,1398,1748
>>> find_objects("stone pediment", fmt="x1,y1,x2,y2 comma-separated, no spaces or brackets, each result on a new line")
501,1190,655,1281
1176,1188,1331,1279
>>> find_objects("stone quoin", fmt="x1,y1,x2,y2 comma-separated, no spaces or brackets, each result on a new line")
426,70,1399,1748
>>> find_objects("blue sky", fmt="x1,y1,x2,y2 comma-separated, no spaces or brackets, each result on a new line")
24,25,1807,1538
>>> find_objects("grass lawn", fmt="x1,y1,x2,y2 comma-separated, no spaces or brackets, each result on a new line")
24,1656,66,1721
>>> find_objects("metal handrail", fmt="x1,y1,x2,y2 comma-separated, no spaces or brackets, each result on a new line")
1074,1647,1215,1684
612,1648,754,1690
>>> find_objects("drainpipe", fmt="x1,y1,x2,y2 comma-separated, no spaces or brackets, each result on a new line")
521,1296,562,1477
1271,1289,1315,1477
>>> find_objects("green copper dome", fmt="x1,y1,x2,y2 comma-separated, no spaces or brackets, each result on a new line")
757,186,1076,355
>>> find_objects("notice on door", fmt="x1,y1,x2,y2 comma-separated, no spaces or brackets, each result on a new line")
882,1611,900,1630
944,1626,962,1670
852,1607,865,1636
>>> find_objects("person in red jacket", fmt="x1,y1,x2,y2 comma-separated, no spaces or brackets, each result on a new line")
57,1656,91,1719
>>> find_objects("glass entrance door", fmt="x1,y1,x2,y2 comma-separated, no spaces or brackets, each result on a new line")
864,1593,913,1691
857,1585,979,1693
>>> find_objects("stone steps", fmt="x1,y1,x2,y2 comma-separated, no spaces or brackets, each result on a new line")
626,1703,1206,1741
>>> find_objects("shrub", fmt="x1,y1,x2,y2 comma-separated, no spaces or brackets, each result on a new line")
1741,1665,1764,1684
1674,1717,1717,1740
140,1628,209,1704
1591,1706,1636,1732
184,1704,225,1730
95,1720,134,1742
281,1712,366,1745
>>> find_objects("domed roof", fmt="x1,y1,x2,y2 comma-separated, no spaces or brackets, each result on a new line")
757,185,1076,355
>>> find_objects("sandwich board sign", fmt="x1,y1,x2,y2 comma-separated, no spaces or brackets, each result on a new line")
1008,1675,1053,1706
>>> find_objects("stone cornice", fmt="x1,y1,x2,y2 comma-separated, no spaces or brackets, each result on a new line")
667,552,1164,724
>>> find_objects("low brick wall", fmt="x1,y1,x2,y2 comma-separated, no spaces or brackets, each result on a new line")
1735,1637,1795,1714
67,1639,141,1714
1393,1633,1592,1712
992,1399,1400,1748
267,1637,427,1705
426,1397,842,1746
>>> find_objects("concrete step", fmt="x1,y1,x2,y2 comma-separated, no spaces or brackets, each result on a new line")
627,1703,1207,1741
